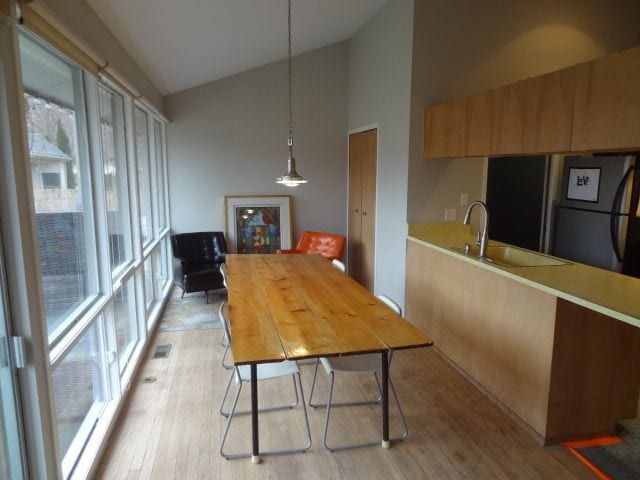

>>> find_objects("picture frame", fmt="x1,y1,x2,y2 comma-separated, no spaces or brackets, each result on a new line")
566,167,601,202
224,195,293,254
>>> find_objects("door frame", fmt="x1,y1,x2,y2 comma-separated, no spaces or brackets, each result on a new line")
347,123,379,292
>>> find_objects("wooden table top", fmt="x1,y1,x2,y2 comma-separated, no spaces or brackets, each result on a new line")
226,254,433,365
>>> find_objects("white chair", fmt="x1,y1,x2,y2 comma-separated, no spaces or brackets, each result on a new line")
218,263,233,369
219,263,228,288
331,258,346,273
218,301,312,459
308,294,408,451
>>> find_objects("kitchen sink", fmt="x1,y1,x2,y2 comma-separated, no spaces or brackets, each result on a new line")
451,244,571,267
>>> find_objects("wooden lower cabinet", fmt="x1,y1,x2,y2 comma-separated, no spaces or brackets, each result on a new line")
405,239,640,443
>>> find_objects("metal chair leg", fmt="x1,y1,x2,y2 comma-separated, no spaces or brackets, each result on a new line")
220,376,244,459
221,343,233,370
310,363,384,409
220,373,300,417
308,359,321,407
322,372,336,451
322,373,408,452
220,372,312,459
219,370,236,417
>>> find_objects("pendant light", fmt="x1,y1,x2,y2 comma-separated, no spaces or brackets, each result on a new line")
276,0,308,187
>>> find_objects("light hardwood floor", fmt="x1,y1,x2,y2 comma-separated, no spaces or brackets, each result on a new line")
96,328,594,479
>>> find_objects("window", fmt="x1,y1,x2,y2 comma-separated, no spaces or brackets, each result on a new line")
20,33,98,343
153,245,166,300
51,321,107,473
97,84,132,275
160,237,169,294
134,108,153,247
154,120,166,233
107,277,137,373
42,172,61,188
143,256,154,315
17,29,172,479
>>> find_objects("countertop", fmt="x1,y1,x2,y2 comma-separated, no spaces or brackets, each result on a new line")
407,224,640,329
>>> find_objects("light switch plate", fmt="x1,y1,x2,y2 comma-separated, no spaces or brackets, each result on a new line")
444,209,457,222
460,193,469,207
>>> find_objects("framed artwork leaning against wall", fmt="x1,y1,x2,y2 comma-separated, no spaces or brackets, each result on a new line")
224,195,293,254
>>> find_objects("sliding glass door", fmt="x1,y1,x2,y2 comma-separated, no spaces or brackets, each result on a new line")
0,242,26,479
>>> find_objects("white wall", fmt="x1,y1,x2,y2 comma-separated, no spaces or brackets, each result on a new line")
408,0,640,223
165,42,349,245
348,0,414,306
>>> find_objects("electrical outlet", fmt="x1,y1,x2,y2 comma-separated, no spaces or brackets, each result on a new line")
444,209,457,222
460,193,469,207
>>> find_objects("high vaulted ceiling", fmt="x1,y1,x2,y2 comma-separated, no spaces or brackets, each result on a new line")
86,0,387,95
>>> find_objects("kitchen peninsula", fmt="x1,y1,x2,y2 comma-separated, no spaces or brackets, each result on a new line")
405,224,640,444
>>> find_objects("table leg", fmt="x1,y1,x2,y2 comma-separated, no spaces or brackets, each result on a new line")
251,364,261,464
381,350,390,449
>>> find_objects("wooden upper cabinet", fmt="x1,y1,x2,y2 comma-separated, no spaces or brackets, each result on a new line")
424,45,640,159
424,97,466,158
572,47,640,152
496,68,577,155
464,90,493,156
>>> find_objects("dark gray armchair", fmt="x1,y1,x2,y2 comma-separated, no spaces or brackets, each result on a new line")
170,231,227,303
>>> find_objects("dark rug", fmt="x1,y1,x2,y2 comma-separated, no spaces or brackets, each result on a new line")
158,288,225,332
564,417,640,480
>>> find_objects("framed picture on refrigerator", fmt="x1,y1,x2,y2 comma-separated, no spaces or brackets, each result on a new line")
566,167,601,202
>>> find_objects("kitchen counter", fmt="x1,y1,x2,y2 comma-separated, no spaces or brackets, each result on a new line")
405,224,640,443
408,228,640,329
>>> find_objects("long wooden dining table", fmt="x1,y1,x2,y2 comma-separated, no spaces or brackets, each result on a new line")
225,253,433,463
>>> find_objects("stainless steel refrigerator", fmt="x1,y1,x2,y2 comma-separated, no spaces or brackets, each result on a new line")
552,155,637,273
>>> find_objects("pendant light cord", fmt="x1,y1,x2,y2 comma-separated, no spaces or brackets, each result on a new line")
287,0,294,159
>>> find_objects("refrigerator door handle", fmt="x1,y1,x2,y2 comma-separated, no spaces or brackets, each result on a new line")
610,166,634,263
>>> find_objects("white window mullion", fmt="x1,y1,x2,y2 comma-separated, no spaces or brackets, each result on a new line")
83,73,111,299
124,99,147,344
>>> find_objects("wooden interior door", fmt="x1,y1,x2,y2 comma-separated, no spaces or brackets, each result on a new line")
348,129,377,290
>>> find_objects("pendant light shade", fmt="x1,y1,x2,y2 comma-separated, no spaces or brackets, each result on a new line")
277,155,307,187
276,0,307,187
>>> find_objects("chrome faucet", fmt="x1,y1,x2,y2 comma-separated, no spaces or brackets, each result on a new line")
463,201,489,259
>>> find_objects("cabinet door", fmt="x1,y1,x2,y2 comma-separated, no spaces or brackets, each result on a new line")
464,91,493,156
497,68,576,155
572,47,640,152
424,98,466,158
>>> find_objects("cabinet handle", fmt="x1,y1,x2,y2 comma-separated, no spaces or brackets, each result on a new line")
355,208,359,213
362,211,367,216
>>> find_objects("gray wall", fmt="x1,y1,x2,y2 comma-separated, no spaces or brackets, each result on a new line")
348,0,414,306
408,0,640,224
39,0,163,111
165,41,349,244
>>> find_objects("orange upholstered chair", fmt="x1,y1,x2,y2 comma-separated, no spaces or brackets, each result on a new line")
277,231,345,261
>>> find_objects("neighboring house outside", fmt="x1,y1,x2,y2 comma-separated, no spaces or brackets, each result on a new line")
28,131,77,213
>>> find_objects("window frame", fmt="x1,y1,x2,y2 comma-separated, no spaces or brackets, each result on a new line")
133,106,154,251
95,81,135,284
12,27,173,480
19,33,102,349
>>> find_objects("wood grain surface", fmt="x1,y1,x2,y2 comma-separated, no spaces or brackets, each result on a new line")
227,254,432,365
